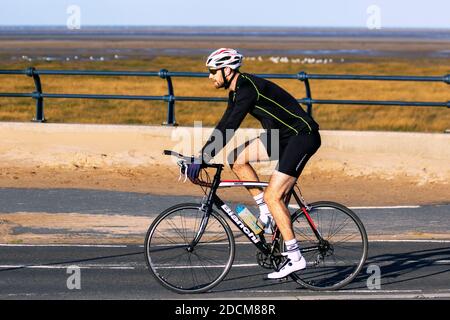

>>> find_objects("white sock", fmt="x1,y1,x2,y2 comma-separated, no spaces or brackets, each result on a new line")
253,192,272,225
284,238,302,262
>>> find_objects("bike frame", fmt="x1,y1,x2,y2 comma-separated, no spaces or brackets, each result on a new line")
152,150,368,292
192,164,323,256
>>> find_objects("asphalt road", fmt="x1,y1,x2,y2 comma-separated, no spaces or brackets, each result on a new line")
0,188,449,299
0,241,449,299
0,188,449,236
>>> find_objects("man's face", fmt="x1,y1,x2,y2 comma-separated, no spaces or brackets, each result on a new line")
208,68,225,89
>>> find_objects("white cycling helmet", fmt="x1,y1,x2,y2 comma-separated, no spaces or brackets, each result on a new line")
206,48,243,70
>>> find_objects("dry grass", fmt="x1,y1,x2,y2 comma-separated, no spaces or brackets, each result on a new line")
0,56,449,132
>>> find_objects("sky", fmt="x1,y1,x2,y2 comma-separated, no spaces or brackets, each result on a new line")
0,0,449,29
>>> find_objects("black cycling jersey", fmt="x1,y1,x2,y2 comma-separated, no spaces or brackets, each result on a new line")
201,73,319,159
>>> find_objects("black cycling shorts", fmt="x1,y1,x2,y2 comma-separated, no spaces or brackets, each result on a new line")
260,130,321,178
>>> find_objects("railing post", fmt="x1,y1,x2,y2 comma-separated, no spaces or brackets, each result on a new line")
297,71,313,118
26,67,46,122
441,72,449,133
159,68,177,126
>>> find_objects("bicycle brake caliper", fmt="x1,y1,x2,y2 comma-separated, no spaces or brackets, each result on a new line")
199,195,209,213
296,187,311,211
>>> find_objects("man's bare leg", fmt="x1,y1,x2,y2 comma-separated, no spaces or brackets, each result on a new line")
229,138,274,233
264,170,297,240
229,138,270,197
265,170,306,279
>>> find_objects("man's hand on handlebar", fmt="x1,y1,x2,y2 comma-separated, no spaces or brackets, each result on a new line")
164,150,220,184
186,154,209,182
186,162,203,181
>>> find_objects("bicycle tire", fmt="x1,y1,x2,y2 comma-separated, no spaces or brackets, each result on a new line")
284,201,368,290
145,203,235,294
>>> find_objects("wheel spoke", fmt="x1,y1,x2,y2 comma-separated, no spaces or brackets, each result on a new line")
145,205,234,293
327,217,352,241
289,202,367,290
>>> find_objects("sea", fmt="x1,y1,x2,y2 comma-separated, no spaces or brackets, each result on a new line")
1,26,449,61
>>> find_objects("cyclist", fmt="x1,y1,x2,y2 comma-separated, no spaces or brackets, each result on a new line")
187,48,321,279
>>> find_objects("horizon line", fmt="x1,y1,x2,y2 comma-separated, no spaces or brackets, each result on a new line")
0,25,449,31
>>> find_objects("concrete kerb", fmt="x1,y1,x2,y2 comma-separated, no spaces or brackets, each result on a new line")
0,122,449,184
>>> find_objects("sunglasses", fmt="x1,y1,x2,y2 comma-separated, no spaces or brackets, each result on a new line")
209,69,219,75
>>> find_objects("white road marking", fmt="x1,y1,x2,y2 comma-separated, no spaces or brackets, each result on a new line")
2,258,449,271
0,244,128,248
369,239,450,243
393,260,450,265
151,259,450,269
0,263,258,270
154,263,259,270
229,289,450,300
234,289,422,294
2,238,450,249
350,205,421,209
288,205,421,210
0,264,135,270
297,293,450,300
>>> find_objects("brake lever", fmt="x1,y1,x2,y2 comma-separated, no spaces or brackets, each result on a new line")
177,160,188,183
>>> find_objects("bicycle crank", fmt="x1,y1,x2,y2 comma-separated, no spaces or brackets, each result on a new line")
256,251,272,269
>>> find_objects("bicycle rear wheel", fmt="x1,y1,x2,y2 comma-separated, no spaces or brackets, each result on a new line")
145,203,235,294
286,201,368,290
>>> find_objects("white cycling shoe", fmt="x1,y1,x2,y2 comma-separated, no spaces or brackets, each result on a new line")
267,255,306,279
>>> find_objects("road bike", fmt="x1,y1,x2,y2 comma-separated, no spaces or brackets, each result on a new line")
144,150,368,294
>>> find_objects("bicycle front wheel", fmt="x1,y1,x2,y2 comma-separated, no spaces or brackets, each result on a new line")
287,201,368,290
145,203,235,294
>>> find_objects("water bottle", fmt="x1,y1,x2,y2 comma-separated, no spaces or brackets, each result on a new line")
235,204,264,235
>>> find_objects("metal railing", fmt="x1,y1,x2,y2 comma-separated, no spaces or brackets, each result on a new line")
0,67,449,125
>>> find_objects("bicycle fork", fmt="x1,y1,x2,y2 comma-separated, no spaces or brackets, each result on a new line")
187,167,223,250
187,199,211,251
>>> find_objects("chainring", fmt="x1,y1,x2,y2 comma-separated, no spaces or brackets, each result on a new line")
256,251,273,269
256,241,284,270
